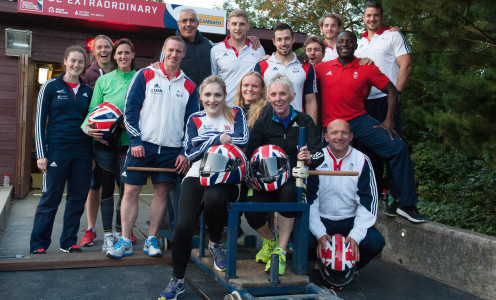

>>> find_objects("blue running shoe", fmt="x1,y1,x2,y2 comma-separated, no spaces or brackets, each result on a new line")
144,236,162,257
208,242,227,272
106,238,133,259
159,277,185,300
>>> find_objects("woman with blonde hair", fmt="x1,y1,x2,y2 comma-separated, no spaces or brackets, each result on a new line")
159,75,248,300
233,71,269,129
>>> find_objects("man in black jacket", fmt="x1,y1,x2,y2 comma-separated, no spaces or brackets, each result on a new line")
175,8,214,86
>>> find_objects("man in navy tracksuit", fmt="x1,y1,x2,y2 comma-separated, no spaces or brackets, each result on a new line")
31,71,93,254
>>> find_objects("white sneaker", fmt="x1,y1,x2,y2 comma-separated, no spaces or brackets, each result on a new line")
102,233,115,252
143,236,162,257
113,232,122,242
106,238,133,259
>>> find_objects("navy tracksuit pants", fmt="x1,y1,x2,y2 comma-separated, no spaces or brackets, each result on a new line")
349,114,417,206
358,97,403,199
30,147,91,252
308,217,385,270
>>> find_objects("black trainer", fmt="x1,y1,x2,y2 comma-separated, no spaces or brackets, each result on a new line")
384,200,399,216
397,206,426,223
60,244,83,253
31,248,46,254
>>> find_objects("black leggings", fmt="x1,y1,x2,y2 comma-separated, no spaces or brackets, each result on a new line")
243,180,298,230
94,145,127,232
95,163,122,232
172,177,239,279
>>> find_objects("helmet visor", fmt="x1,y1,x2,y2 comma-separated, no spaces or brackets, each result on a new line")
200,152,241,177
253,156,287,183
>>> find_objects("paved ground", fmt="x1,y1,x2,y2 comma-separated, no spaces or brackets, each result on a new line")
0,174,482,300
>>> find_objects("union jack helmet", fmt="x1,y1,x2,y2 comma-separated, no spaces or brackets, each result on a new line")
319,234,357,290
88,102,123,146
200,144,247,186
249,145,290,191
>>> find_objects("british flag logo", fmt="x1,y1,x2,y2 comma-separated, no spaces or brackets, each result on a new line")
88,102,123,145
320,234,356,271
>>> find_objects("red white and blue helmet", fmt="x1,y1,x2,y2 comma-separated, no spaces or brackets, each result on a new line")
319,234,357,290
200,144,247,186
88,102,123,146
249,145,290,191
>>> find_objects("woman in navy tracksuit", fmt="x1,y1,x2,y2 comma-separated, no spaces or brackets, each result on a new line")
30,45,93,254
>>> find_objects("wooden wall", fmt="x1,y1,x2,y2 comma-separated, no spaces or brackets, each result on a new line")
0,25,20,184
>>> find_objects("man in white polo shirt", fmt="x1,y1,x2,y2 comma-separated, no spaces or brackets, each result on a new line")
319,12,343,62
254,23,318,125
211,9,265,106
355,1,413,216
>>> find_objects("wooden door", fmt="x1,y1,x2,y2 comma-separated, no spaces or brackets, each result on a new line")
15,54,34,199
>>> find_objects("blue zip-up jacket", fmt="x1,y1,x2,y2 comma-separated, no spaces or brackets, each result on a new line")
35,74,93,159
183,106,249,163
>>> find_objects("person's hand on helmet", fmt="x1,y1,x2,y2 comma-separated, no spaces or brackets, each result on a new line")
84,122,103,139
345,236,360,262
317,234,332,259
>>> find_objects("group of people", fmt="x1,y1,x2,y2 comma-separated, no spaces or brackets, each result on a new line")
30,1,426,298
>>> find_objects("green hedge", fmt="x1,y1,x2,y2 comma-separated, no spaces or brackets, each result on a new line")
411,145,496,236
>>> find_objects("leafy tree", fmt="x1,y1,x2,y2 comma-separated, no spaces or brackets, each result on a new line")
382,0,496,163
221,0,366,34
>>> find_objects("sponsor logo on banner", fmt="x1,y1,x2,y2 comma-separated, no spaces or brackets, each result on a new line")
19,0,43,12
199,14,223,27
17,0,226,35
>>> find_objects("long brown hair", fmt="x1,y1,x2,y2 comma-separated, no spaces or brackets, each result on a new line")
200,75,234,124
233,71,267,127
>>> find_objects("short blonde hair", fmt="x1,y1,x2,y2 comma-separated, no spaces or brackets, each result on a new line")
318,12,343,28
268,73,294,96
90,35,113,62
229,9,248,22
163,35,186,51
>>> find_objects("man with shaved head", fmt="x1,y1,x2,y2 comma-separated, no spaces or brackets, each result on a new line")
307,120,384,272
